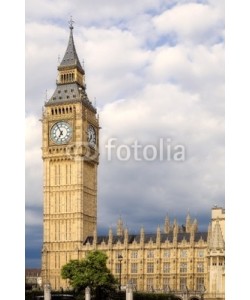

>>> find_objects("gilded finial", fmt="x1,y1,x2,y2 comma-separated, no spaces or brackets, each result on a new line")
69,16,74,30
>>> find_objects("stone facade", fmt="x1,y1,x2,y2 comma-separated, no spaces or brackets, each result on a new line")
81,207,225,300
41,23,225,300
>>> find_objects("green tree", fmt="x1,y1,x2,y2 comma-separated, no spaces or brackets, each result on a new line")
61,250,118,299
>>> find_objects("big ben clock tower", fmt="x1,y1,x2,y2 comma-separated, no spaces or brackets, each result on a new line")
41,20,99,290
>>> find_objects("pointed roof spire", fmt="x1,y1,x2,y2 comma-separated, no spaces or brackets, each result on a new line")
117,217,124,236
164,214,171,233
140,226,145,244
59,17,84,73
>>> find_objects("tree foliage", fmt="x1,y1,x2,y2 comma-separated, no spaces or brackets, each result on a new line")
61,250,117,298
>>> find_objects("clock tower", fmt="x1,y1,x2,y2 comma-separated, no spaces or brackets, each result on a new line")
41,20,99,290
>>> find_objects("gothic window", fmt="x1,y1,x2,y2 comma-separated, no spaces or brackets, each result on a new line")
163,262,170,273
180,277,187,291
115,263,120,274
198,249,204,257
130,278,137,290
147,278,154,291
196,277,204,291
180,249,187,258
197,262,204,273
147,250,154,258
147,263,154,273
131,263,138,273
163,250,170,258
163,277,170,291
180,262,187,273
131,251,138,259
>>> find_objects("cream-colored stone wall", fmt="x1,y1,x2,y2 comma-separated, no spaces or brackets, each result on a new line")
77,207,225,300
41,99,99,290
81,231,209,294
211,207,225,241
208,207,225,298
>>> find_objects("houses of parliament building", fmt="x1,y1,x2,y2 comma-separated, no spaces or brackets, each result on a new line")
40,22,225,300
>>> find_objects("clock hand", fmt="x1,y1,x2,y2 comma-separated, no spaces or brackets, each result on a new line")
56,124,64,138
55,124,61,138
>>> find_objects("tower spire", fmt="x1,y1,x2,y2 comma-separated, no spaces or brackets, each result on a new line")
59,18,84,74
69,16,74,31
46,19,96,113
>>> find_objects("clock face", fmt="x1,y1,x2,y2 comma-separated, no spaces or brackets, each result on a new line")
87,125,96,147
50,121,72,144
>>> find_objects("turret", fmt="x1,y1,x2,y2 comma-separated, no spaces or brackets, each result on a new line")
108,227,113,246
192,218,198,233
173,219,178,245
140,226,145,246
93,227,97,249
156,226,161,246
185,211,191,233
117,217,124,236
164,215,171,233
124,228,128,246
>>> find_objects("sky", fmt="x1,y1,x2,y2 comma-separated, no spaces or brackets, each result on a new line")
25,0,225,269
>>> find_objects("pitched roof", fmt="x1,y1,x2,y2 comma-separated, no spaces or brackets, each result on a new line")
83,232,208,245
59,25,84,73
46,82,96,113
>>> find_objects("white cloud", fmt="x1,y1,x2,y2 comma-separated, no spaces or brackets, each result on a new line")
26,0,166,25
26,207,43,227
25,0,224,266
97,82,224,230
25,115,42,209
153,2,224,44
